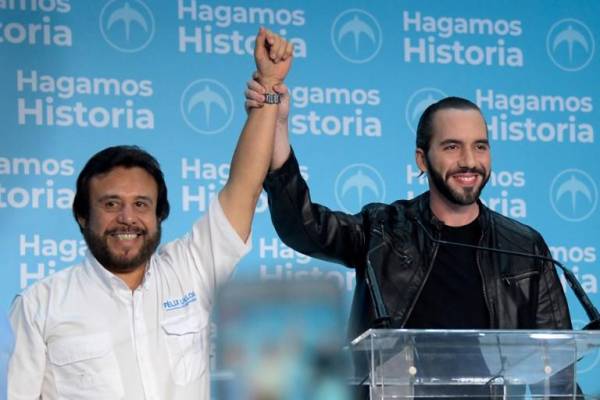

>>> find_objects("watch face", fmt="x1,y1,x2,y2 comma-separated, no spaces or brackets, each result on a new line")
265,93,281,104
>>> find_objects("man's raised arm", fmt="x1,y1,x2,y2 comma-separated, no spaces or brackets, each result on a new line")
245,76,367,268
245,73,291,171
219,27,293,242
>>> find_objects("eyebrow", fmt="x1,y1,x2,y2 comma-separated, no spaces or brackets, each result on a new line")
135,196,154,203
439,139,461,145
438,138,490,146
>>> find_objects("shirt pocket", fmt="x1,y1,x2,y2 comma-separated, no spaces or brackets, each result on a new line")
161,312,208,385
47,332,124,399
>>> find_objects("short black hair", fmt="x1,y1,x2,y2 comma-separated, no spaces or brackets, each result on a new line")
416,96,486,153
72,145,170,227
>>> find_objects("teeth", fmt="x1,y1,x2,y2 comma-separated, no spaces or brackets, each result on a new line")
455,175,477,183
115,233,138,240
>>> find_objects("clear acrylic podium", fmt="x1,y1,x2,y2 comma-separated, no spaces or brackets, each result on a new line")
349,329,600,399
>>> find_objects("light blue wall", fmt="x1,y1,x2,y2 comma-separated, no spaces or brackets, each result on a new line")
1,0,599,394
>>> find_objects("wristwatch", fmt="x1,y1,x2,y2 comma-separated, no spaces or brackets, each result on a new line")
264,92,281,104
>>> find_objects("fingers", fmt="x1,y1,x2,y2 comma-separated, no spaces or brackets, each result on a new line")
265,29,282,62
244,99,263,114
262,27,293,63
245,86,266,103
272,83,289,96
254,27,267,59
284,41,294,60
254,27,293,88
265,27,275,47
247,76,265,93
244,76,267,114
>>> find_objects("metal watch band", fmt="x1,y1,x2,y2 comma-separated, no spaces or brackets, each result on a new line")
264,92,281,104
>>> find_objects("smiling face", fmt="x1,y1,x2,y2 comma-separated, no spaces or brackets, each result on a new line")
78,166,161,273
416,108,491,206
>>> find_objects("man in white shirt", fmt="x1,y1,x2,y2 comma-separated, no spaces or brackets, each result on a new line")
8,27,293,400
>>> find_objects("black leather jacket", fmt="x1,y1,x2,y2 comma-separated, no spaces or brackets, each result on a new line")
264,150,572,339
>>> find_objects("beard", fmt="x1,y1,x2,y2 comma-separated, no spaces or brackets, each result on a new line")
426,156,490,206
83,225,161,273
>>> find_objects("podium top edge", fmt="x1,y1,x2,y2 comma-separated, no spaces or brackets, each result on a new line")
351,328,600,345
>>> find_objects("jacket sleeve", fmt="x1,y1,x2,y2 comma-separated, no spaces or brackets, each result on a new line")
263,149,366,268
535,236,572,329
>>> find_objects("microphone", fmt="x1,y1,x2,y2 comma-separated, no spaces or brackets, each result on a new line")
365,241,391,329
411,217,600,330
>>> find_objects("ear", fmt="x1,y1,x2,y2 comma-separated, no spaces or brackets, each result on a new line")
77,215,87,229
415,148,427,173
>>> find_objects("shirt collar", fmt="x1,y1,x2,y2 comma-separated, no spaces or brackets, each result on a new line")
84,250,154,294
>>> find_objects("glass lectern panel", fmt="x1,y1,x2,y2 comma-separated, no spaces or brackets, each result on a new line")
350,329,600,399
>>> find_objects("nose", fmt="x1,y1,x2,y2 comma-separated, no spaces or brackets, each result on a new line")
458,148,476,169
116,204,136,224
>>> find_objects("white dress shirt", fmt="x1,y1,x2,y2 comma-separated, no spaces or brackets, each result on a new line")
8,199,250,400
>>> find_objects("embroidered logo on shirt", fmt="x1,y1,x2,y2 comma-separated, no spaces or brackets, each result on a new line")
162,291,197,311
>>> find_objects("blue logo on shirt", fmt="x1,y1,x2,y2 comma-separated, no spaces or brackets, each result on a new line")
162,291,197,311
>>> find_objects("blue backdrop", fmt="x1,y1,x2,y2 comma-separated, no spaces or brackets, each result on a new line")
1,0,599,395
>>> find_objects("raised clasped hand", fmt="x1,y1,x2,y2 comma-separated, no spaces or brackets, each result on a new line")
254,27,294,90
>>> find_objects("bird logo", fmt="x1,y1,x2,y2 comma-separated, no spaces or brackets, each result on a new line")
546,19,594,72
181,79,234,134
100,0,155,53
335,164,386,212
556,175,592,214
106,2,148,42
550,169,597,222
341,169,380,206
331,9,382,63
553,25,589,63
187,86,228,128
338,15,376,54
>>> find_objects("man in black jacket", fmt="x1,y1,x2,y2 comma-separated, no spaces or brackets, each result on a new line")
246,85,573,396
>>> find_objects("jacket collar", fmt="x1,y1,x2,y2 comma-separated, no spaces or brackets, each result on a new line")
414,191,491,232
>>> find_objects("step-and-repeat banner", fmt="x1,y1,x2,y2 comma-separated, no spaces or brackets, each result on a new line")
1,0,599,394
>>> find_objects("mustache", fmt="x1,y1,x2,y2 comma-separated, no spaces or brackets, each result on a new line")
449,166,487,176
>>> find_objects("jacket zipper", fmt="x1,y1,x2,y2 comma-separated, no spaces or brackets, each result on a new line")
399,223,440,327
502,270,539,286
476,230,494,327
372,224,412,263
